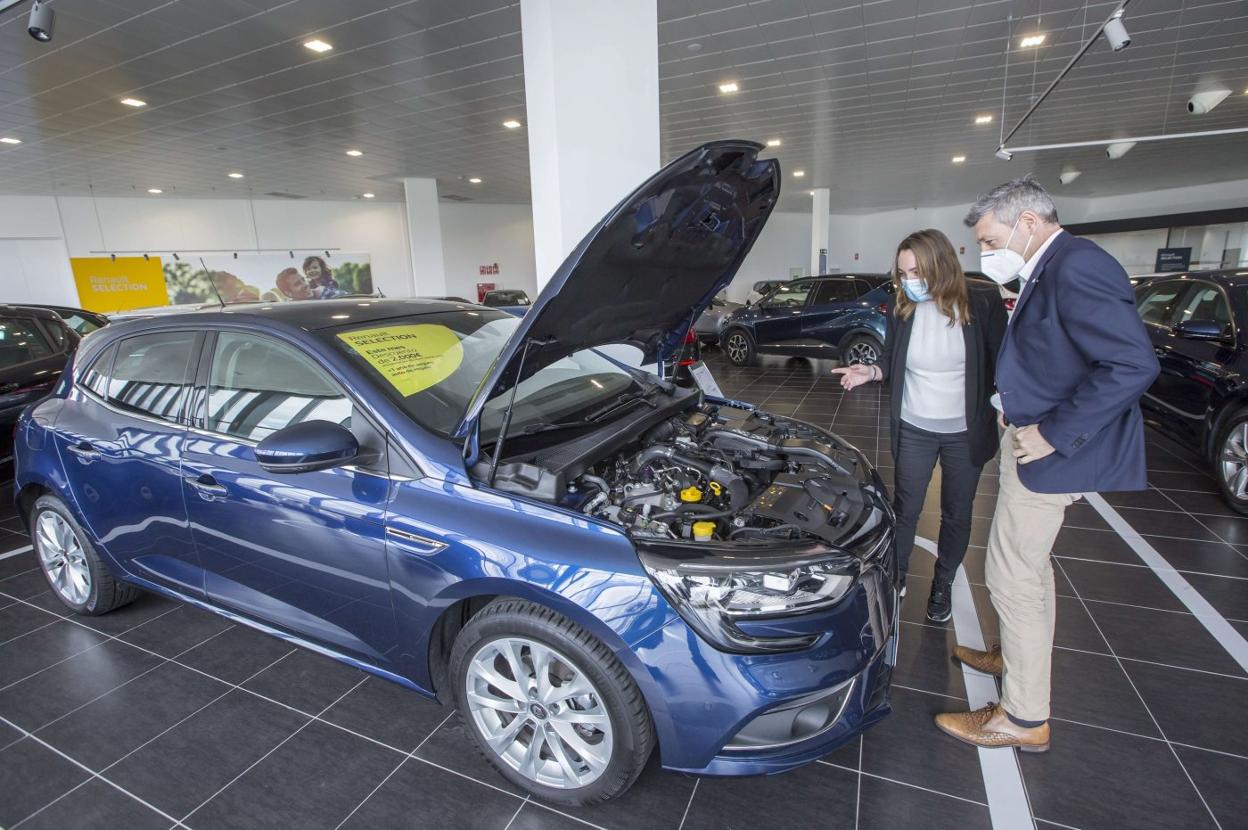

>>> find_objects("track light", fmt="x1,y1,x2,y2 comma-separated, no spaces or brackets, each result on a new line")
1188,89,1231,115
995,147,1013,161
1106,141,1136,159
28,0,53,42
1059,169,1082,185
1102,9,1130,51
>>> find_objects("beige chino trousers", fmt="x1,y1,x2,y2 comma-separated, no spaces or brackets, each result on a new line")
985,426,1081,722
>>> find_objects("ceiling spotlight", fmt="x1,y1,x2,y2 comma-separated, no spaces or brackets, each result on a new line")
718,81,739,94
974,114,993,124
1059,168,1082,185
227,172,244,179
303,39,333,53
766,138,782,147
120,97,147,108
27,0,53,42
468,177,482,184
1188,89,1231,115
361,193,375,199
792,170,805,178
1020,34,1046,48
502,119,522,129
1106,141,1136,159
345,149,363,157
0,137,21,145
995,147,1013,161
1102,9,1131,51
147,188,162,194
951,155,966,164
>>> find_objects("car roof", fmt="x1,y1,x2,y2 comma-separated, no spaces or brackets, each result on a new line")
0,304,65,322
101,297,480,332
1133,269,1248,284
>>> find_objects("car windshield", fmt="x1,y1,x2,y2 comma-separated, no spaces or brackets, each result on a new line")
323,310,642,442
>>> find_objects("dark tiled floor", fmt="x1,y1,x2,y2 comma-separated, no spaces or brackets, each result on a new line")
1,350,1245,829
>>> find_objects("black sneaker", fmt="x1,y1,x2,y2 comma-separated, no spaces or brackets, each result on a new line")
926,580,953,623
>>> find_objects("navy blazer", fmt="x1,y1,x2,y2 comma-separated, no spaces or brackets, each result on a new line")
996,231,1160,493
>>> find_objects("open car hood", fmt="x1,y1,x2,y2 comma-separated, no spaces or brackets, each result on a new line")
455,140,779,438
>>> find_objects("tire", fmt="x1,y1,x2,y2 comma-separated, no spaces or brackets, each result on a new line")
723,328,756,366
841,334,883,366
1214,408,1248,515
450,599,655,806
30,495,140,615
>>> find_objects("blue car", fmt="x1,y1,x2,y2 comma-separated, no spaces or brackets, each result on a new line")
722,274,893,366
14,141,896,806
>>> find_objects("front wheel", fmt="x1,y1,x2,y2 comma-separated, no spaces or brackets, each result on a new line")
723,329,756,366
841,334,883,366
450,599,655,806
30,495,139,615
1215,409,1248,515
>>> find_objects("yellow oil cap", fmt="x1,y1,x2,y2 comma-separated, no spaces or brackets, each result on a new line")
692,521,716,541
708,481,723,497
679,486,703,503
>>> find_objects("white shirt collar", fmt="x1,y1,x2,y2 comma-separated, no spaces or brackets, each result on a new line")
1018,228,1064,284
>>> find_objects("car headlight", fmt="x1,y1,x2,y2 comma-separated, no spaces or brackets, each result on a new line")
639,551,857,653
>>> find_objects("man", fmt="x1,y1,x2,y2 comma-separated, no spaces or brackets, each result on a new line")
934,175,1159,751
269,267,314,301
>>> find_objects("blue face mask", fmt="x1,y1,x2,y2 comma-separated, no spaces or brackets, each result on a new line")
902,278,930,302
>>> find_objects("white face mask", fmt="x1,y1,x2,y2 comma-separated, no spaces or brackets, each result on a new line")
980,216,1034,285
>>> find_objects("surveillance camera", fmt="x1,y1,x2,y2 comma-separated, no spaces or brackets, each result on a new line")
1102,15,1130,51
1187,89,1231,115
994,147,1013,161
27,0,53,42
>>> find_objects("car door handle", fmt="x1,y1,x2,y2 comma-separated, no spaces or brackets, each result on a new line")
184,473,228,497
65,442,100,461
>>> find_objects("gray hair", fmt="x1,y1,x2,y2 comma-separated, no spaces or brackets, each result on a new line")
964,174,1059,228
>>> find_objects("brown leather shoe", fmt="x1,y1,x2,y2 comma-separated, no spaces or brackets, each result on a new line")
934,703,1050,752
952,644,1003,676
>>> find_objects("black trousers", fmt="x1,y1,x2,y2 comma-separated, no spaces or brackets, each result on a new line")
891,421,983,586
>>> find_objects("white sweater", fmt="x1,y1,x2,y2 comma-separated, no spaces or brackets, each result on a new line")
900,302,967,433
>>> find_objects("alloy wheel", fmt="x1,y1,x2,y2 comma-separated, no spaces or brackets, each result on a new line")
35,511,91,606
465,637,613,790
726,333,748,363
1221,422,1248,500
846,340,879,364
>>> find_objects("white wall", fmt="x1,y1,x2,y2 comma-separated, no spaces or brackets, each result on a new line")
438,203,538,301
0,195,77,306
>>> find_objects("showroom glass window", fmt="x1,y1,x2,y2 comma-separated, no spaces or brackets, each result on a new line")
104,332,197,422
766,282,814,307
0,316,54,368
812,280,858,304
205,332,351,442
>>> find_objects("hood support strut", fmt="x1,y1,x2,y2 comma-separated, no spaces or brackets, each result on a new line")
486,336,538,487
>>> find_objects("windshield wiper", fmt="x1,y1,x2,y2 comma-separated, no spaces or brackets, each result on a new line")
520,386,663,436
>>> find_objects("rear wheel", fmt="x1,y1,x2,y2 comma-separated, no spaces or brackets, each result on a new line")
30,495,139,615
450,599,654,806
723,329,756,366
842,334,882,365
1215,409,1248,515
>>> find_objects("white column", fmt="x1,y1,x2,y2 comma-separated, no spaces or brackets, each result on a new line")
521,0,660,290
402,177,448,297
810,187,830,276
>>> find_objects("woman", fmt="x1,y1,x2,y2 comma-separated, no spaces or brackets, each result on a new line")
833,229,1007,623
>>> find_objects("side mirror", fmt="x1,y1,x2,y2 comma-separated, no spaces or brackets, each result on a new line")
1173,319,1225,341
255,420,358,473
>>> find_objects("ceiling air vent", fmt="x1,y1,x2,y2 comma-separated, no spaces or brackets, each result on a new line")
263,191,307,200
440,193,472,202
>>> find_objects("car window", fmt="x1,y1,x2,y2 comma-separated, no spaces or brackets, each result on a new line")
0,316,55,368
60,312,104,335
1174,283,1233,336
765,282,814,308
106,331,197,422
80,343,116,398
42,318,70,351
1136,281,1187,327
205,332,352,442
811,280,857,304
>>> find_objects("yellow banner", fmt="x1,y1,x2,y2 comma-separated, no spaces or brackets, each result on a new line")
70,256,169,313
336,324,464,397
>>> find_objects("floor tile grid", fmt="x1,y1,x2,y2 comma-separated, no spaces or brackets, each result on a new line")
1048,557,1223,828
0,585,616,830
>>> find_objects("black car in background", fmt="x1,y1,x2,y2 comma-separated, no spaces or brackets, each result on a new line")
18,305,110,335
481,288,532,307
1,305,81,481
1134,270,1248,513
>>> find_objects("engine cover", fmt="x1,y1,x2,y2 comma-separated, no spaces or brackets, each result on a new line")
744,471,867,545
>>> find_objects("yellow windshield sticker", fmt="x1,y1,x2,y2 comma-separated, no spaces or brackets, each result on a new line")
337,324,464,397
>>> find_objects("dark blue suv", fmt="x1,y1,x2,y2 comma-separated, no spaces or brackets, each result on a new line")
14,142,896,807
722,275,892,366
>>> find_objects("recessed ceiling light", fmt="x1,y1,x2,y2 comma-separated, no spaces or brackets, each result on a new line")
345,149,363,157
687,42,702,52
120,97,147,107
361,193,375,199
793,170,805,178
227,172,244,179
718,81,739,94
147,188,162,194
303,39,333,53
766,138,782,147
1020,34,1046,47
974,114,993,124
468,177,482,184
502,119,522,129
951,155,966,163
0,137,20,145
